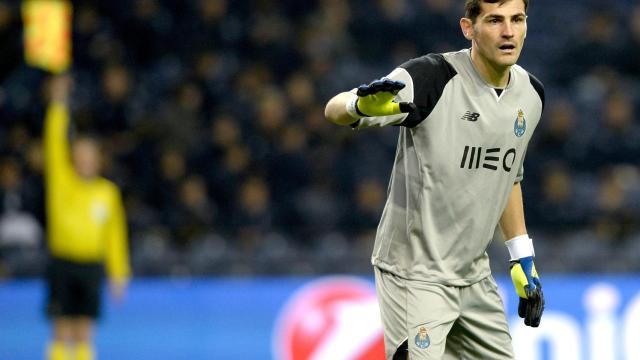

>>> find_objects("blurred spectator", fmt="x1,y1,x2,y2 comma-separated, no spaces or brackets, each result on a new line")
120,0,174,66
415,0,464,53
0,1,21,82
247,0,299,77
180,0,244,55
267,124,311,210
233,176,273,253
168,175,216,247
529,162,585,231
351,0,414,64
151,148,187,218
0,157,43,277
204,142,252,221
591,165,640,242
94,64,132,134
158,81,206,152
623,3,640,77
285,71,317,115
251,87,289,158
553,7,626,85
343,178,386,240
529,98,587,168
584,92,640,167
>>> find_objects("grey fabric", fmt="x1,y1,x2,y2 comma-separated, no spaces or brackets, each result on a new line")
358,49,543,285
376,268,514,360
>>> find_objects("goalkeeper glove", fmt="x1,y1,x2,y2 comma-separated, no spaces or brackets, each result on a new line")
346,78,416,118
506,235,544,327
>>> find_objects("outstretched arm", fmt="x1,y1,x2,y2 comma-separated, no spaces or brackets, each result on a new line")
324,91,360,126
105,188,130,302
324,78,416,127
43,75,75,202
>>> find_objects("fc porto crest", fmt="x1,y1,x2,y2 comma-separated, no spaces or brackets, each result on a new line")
514,109,526,137
414,326,431,349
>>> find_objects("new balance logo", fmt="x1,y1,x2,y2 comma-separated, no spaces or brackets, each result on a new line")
460,146,516,172
461,111,480,122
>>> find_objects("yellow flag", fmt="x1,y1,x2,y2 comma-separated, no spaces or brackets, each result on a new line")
22,0,72,73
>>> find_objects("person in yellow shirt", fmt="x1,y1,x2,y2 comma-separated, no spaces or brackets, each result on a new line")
44,74,130,360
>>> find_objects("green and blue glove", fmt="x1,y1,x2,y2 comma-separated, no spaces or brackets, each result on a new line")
346,78,416,118
506,235,545,327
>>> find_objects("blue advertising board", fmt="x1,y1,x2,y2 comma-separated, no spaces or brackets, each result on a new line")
1,275,639,360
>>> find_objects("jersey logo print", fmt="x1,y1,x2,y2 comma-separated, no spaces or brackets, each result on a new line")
514,109,526,137
415,327,431,349
460,146,517,172
461,111,480,122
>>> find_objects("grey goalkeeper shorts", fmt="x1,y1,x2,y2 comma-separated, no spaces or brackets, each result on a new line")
374,267,514,360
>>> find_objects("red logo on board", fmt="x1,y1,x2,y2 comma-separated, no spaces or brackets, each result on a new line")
273,277,385,360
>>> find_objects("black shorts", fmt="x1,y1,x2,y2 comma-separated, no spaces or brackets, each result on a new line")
45,257,104,318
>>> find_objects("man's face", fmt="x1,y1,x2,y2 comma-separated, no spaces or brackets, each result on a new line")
72,138,101,179
468,0,527,69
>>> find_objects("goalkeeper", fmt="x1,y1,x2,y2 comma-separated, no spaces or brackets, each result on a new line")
325,0,544,359
43,74,130,360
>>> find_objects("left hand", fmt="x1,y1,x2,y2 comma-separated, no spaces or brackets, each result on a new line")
354,78,416,117
109,280,128,303
47,74,73,104
510,256,544,327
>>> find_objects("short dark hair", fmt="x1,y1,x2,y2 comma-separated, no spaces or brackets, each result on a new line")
465,0,529,22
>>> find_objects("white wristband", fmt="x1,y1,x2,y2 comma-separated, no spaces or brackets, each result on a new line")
345,94,363,119
505,234,535,261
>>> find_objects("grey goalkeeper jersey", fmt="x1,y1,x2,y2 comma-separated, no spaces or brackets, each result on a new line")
355,49,544,286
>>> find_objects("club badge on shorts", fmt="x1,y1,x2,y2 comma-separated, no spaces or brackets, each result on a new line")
414,326,431,349
514,109,526,137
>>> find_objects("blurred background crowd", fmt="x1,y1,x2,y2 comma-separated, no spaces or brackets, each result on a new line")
1,0,640,278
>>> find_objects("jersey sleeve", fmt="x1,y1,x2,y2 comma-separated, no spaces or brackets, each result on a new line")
353,54,457,129
528,72,545,113
398,54,457,128
515,148,527,183
104,185,131,283
44,102,77,208
515,73,544,183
